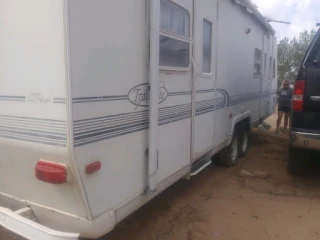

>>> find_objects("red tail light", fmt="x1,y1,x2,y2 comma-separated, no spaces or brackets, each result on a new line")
35,160,67,184
292,80,305,112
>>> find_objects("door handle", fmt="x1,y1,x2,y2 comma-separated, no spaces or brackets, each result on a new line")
190,59,200,87
191,59,200,74
191,59,197,69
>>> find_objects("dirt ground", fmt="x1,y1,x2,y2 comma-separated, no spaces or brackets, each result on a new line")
3,113,320,240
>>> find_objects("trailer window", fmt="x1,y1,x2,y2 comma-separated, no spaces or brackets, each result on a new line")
264,53,267,77
273,59,276,78
160,0,190,37
160,0,190,69
269,57,272,77
159,36,190,68
254,48,262,77
202,20,212,73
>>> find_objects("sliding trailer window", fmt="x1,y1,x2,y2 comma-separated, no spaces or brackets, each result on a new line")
202,19,212,74
269,56,272,78
254,48,262,78
273,59,276,78
160,0,191,70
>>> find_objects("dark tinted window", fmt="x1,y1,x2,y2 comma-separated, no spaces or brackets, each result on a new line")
308,43,320,67
304,31,320,68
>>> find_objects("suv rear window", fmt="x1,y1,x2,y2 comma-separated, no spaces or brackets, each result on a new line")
304,31,320,68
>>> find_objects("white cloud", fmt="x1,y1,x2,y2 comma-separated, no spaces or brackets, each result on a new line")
251,0,320,40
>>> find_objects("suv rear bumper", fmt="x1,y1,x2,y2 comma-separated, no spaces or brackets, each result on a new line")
290,131,320,151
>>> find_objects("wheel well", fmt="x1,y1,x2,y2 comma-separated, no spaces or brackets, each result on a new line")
235,118,251,132
228,116,251,146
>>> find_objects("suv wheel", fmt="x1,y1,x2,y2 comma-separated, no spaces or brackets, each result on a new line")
287,144,310,176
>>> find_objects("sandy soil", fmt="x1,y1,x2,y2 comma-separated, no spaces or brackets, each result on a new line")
3,114,320,240
105,115,320,240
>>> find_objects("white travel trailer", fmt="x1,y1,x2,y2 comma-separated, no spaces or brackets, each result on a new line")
0,0,277,239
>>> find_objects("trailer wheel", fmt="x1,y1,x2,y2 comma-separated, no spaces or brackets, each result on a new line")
219,130,239,167
287,144,310,176
238,126,249,158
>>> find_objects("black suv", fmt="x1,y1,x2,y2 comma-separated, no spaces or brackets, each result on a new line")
289,28,320,175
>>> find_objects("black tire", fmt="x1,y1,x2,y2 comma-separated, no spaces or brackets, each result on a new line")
211,154,222,166
238,126,249,158
287,144,310,176
219,130,239,167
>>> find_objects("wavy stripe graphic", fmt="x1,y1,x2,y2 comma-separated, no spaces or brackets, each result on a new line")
73,90,273,146
0,90,275,147
74,97,223,146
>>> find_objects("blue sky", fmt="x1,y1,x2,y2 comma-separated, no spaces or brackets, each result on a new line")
251,0,320,40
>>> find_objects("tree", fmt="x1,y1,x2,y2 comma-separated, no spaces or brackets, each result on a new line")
277,30,316,87
277,37,291,85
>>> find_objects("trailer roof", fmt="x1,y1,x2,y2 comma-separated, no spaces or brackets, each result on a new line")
234,0,276,35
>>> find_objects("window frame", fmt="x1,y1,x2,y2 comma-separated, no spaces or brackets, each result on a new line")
253,48,262,78
201,18,213,77
159,0,191,72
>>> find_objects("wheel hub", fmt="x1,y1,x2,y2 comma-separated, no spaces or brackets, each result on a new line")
242,132,248,153
231,137,238,162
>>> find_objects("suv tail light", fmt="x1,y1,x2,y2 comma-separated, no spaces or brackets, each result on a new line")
292,80,306,112
35,160,67,184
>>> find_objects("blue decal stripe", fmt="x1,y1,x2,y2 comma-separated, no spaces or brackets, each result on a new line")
0,95,66,104
74,103,193,145
0,96,26,102
73,95,128,103
0,133,67,147
0,115,66,124
196,89,215,94
74,98,220,146
53,98,66,104
168,91,191,96
0,90,274,146
72,88,221,104
74,90,274,146
72,88,220,103
0,115,67,146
